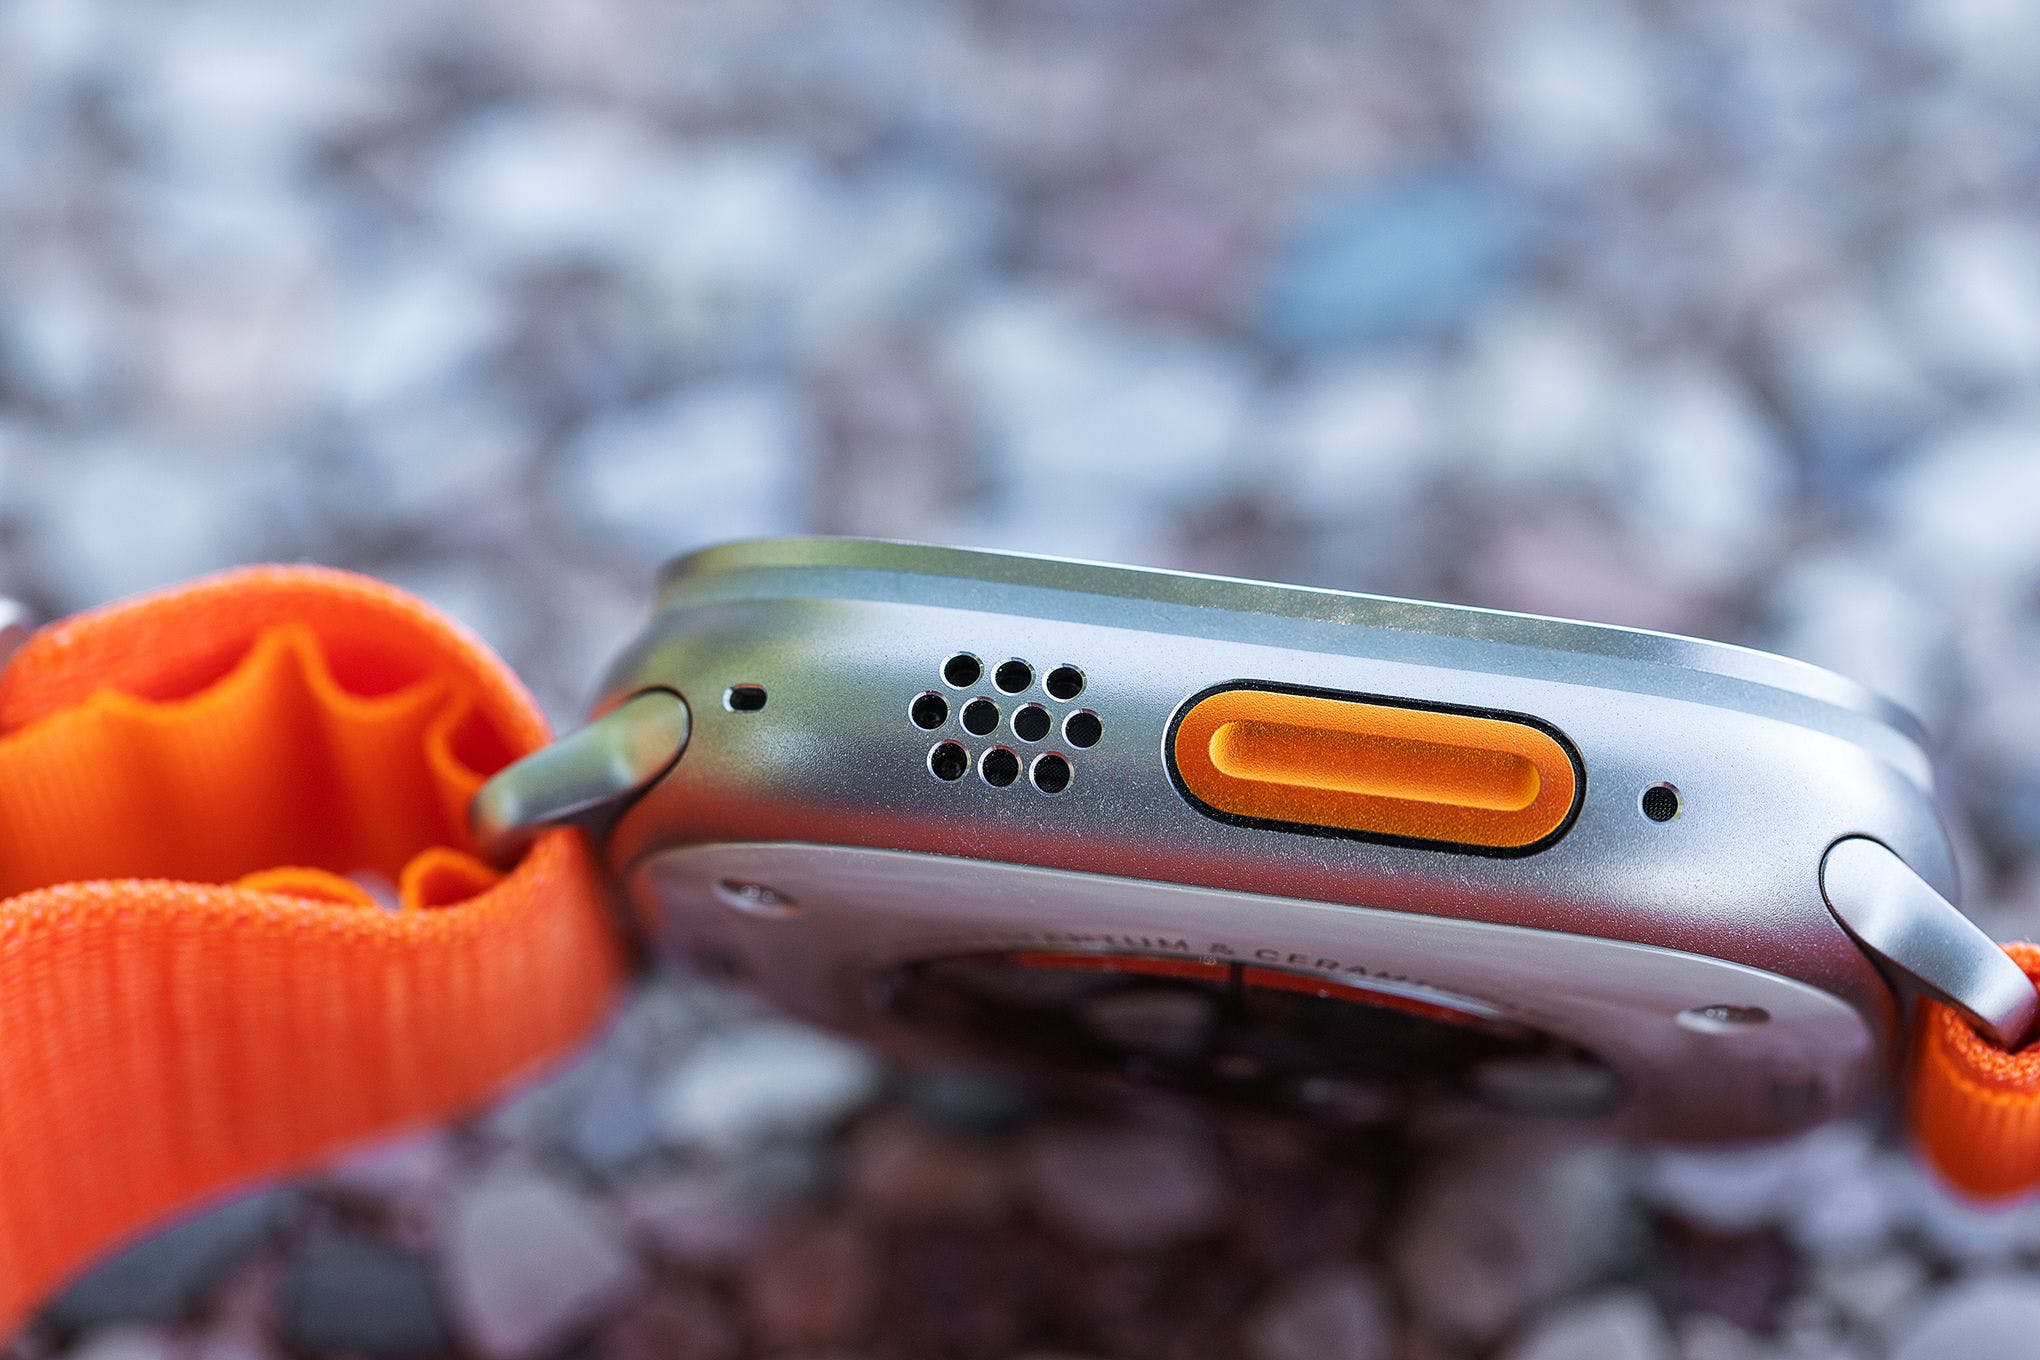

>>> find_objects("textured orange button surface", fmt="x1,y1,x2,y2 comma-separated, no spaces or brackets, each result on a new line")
1171,687,1578,850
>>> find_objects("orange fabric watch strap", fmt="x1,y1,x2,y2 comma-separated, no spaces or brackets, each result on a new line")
1911,942,2040,1201
0,566,623,1333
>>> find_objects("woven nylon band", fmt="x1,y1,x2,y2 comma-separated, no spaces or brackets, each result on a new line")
1912,942,2040,1200
0,566,622,1332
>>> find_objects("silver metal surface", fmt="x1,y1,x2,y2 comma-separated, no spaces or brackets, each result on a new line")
1822,836,2040,1050
588,537,1960,1135
652,538,1930,750
469,689,690,863
634,842,1881,1142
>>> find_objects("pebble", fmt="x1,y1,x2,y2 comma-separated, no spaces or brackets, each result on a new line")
653,1019,880,1156
1876,408,2040,594
737,1218,878,1353
1501,1292,1675,1360
62,1328,178,1360
1892,1153,2040,1265
1392,1142,1636,1344
18,445,265,607
1642,1126,1872,1237
1245,1265,1394,1360
1889,214,2040,391
565,1045,666,1177
1020,1120,1228,1250
845,1113,1010,1222
1813,1251,1927,1334
279,1234,450,1358
938,287,1255,512
44,1191,294,1329
621,1148,825,1269
1473,0,1669,179
597,1283,740,1360
1261,172,1526,350
1889,1277,2040,1360
443,1169,642,1360
559,380,815,561
1622,363,1789,585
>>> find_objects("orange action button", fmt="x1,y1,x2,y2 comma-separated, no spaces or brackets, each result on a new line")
1171,687,1579,851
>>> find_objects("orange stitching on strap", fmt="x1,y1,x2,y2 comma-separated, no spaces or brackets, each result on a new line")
0,566,622,1333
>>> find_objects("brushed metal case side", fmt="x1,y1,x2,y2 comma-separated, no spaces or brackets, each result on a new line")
597,539,1948,1138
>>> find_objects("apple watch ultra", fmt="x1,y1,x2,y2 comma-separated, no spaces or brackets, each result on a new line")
4,537,2038,1331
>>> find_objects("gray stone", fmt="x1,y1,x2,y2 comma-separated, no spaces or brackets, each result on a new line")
738,1219,877,1353
1890,1277,2040,1360
1642,1126,1872,1237
63,1327,178,1360
653,1019,881,1156
1892,1153,2040,1265
444,1168,642,1360
937,287,1255,513
1393,1141,1636,1344
559,380,815,562
1246,1265,1394,1360
1502,1292,1674,1360
845,1113,1010,1222
44,1190,294,1329
1813,1251,1926,1334
281,1234,451,1357
621,1149,825,1269
1889,215,2040,390
1020,1120,1227,1250
597,1283,740,1360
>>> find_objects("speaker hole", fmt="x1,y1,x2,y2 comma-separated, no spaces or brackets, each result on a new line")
981,747,1021,787
943,653,983,688
1045,665,1086,700
929,741,970,782
1063,710,1102,748
910,692,949,730
1031,752,1072,794
1013,703,1052,742
995,659,1034,693
724,684,768,712
961,697,1000,736
1641,783,1681,822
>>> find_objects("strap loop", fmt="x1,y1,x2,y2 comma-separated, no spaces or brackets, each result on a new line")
1911,941,2040,1200
0,566,622,1333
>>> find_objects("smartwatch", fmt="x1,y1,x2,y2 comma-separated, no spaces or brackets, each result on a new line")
480,537,2032,1148
7,538,2037,1331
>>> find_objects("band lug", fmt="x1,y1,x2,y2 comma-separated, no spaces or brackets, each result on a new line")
469,688,690,864
1821,835,2039,1050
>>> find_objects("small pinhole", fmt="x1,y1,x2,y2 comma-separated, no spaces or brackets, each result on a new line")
1641,783,1681,823
929,741,970,782
943,653,983,688
981,747,1021,787
724,684,768,712
1063,710,1101,748
911,692,949,730
1031,752,1072,794
961,697,1001,736
1045,666,1086,700
1013,703,1052,742
994,659,1034,693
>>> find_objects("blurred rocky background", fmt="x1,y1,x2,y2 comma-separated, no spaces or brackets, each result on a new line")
7,0,2040,1356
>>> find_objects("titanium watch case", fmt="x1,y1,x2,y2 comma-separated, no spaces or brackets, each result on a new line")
559,539,1965,1142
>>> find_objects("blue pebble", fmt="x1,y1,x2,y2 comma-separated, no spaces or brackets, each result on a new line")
1262,171,1527,350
